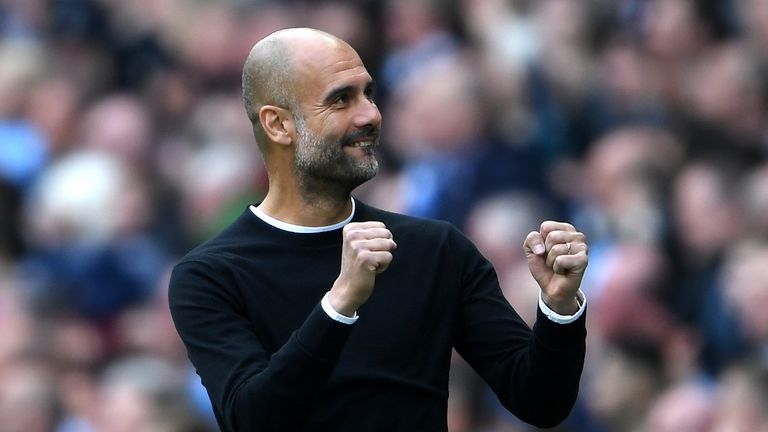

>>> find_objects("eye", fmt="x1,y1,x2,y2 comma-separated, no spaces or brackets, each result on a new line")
364,86,376,102
334,92,351,105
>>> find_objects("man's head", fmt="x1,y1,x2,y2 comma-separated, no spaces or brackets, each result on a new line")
242,28,382,195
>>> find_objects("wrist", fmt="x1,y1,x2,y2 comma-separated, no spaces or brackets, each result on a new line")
329,284,358,317
541,293,580,315
321,292,358,324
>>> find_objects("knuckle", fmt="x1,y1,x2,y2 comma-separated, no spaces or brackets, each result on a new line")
366,221,384,230
357,250,373,262
350,239,367,252
347,229,365,241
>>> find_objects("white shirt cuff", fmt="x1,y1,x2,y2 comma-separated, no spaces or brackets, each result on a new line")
539,289,586,324
321,292,359,325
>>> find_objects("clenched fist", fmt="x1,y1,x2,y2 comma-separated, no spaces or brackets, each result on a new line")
524,221,588,315
329,221,397,317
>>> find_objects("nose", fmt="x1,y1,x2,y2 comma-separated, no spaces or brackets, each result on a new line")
353,97,382,129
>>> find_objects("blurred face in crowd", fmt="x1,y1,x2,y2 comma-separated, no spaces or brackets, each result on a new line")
290,36,382,191
724,243,768,342
644,0,703,58
673,163,740,260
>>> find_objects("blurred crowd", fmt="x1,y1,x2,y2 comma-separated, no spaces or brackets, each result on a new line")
1,0,768,431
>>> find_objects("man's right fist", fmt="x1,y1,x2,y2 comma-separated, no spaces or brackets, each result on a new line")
329,221,396,317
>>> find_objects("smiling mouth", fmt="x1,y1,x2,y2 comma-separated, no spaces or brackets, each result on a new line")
348,140,375,148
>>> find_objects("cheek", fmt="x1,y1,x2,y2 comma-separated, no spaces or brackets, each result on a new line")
315,113,352,141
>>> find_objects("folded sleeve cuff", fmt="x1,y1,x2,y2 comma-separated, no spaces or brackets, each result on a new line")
538,289,587,325
321,291,359,325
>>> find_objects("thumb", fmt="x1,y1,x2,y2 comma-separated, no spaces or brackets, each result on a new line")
524,231,550,287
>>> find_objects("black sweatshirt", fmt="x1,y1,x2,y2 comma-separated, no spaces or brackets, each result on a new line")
168,200,586,432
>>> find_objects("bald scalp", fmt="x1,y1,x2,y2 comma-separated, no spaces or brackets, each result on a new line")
242,38,294,126
241,28,346,146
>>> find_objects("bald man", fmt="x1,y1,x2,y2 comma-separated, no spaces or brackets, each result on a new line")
169,28,588,432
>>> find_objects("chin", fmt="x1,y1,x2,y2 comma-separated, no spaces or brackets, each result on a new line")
343,165,378,189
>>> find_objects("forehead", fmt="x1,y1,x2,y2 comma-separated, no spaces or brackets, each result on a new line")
294,41,371,99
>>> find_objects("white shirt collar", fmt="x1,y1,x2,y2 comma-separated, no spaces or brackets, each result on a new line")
249,198,355,234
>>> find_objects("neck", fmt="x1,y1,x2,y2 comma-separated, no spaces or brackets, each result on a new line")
258,177,354,227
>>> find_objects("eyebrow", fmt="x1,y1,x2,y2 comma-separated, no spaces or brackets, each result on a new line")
322,80,376,105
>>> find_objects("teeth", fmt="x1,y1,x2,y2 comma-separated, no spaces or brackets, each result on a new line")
351,141,373,148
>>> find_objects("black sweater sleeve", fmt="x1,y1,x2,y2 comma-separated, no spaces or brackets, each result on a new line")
168,258,353,432
450,227,586,428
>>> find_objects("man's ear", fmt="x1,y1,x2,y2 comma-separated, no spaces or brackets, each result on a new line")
259,105,296,146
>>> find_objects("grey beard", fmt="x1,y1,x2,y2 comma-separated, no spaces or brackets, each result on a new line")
293,115,378,198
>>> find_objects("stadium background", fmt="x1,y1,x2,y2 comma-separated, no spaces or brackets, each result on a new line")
1,0,767,431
